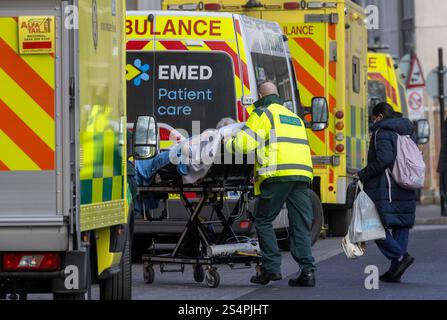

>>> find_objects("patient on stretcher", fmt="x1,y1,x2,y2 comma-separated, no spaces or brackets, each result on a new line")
135,119,243,186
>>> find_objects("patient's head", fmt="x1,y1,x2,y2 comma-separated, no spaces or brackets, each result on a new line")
216,117,236,129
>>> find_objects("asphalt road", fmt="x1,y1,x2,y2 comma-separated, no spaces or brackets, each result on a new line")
27,225,447,300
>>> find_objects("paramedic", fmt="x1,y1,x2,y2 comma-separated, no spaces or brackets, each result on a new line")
357,102,416,283
226,82,316,287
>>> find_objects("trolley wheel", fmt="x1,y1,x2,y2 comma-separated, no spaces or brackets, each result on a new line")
143,264,155,284
193,265,205,283
205,270,220,288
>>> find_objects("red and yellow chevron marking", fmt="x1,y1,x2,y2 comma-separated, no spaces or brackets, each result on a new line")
287,22,337,157
0,17,55,171
368,72,398,106
126,40,152,51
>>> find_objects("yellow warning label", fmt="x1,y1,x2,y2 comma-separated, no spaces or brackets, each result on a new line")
18,16,55,54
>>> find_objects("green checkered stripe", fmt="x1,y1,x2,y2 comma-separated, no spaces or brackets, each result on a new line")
346,105,368,170
80,131,125,205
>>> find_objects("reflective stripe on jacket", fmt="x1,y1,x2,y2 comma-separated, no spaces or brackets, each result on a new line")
227,95,313,195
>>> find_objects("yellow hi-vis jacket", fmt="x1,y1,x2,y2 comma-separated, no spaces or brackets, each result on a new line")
227,95,313,195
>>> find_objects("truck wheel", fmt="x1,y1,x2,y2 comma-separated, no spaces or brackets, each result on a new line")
99,227,132,300
328,207,352,237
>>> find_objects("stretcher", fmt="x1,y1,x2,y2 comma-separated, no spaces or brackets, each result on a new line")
136,147,262,288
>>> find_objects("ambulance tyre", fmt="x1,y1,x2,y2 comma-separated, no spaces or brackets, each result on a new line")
99,225,132,300
277,190,323,250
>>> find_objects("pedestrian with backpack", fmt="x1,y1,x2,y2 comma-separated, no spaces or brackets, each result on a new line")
357,102,424,283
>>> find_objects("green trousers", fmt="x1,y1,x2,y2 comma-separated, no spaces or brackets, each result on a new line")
254,181,316,274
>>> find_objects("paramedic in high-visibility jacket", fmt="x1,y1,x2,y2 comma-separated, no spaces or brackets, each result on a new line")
226,82,316,287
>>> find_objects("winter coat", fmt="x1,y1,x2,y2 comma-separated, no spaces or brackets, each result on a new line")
358,117,417,228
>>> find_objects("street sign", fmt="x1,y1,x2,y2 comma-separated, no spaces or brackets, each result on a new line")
406,87,426,121
406,54,426,88
426,67,447,98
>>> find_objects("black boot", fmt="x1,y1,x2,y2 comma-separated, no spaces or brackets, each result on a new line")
379,271,401,283
288,271,315,287
250,272,282,285
388,253,414,280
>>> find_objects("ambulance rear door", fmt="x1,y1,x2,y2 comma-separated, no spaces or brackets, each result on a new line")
126,12,240,141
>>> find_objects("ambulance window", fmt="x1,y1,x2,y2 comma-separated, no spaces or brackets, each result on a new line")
352,56,361,94
367,80,387,116
126,51,236,136
251,53,294,110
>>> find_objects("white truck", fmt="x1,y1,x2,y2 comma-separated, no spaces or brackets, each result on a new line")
0,0,131,300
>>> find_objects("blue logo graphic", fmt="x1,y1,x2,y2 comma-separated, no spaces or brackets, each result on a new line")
132,59,150,86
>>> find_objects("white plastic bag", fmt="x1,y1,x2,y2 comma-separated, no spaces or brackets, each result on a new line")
348,181,386,243
341,233,364,259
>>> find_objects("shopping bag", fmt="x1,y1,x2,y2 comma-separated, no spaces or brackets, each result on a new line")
348,181,386,243
341,233,364,259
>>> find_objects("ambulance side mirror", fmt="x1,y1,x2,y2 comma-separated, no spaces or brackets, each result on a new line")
311,97,329,131
415,119,430,145
133,116,159,160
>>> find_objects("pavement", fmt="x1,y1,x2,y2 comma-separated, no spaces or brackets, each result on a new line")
415,204,447,225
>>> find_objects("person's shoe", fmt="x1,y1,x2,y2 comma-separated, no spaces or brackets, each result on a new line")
379,271,401,283
250,272,282,285
388,253,414,280
288,271,316,287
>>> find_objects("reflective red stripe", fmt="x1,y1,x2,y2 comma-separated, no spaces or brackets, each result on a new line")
294,38,325,68
204,41,250,89
127,40,150,50
159,40,188,50
0,38,54,119
0,160,9,171
0,99,54,170
369,73,398,105
292,58,324,97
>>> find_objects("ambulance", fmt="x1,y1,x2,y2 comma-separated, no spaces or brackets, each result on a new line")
162,0,369,237
367,50,430,145
125,11,328,246
0,0,131,300
367,51,409,117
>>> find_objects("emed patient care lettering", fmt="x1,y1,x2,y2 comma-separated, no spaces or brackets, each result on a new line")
157,64,214,116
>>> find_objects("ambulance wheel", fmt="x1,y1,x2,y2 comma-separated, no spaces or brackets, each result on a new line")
193,265,205,283
144,264,155,284
205,270,220,288
99,225,132,300
328,207,352,237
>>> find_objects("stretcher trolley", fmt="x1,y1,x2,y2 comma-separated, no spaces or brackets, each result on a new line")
136,151,262,288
